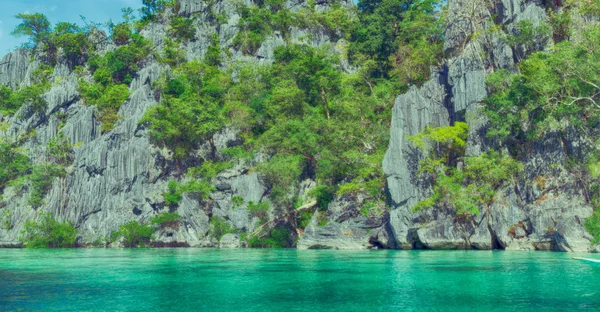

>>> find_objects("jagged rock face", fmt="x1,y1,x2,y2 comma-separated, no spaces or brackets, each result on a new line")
298,196,393,250
383,0,596,252
0,0,352,247
382,72,450,249
0,0,596,252
0,50,31,88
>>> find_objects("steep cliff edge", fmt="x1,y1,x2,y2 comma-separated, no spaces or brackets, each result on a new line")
383,0,598,252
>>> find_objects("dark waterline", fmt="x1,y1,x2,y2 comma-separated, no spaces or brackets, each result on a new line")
0,249,598,311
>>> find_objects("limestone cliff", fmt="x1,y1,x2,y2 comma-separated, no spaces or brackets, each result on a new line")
381,0,597,252
0,0,598,252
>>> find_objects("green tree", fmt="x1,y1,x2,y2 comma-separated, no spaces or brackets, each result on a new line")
409,123,522,216
0,143,31,189
11,13,51,48
53,22,90,59
141,62,228,159
209,216,236,241
47,133,74,166
20,212,77,248
151,212,182,228
27,164,66,208
485,26,600,144
112,221,154,247
408,122,469,174
349,0,444,81
141,0,166,20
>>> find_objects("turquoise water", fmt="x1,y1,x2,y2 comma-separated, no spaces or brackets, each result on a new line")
0,249,599,311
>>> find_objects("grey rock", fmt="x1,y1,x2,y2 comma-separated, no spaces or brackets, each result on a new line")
297,196,392,249
1,0,597,252
0,50,31,88
219,233,241,248
383,71,449,248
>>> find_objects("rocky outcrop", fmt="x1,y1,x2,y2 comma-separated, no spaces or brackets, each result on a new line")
0,0,596,252
0,0,350,247
0,50,31,88
297,196,393,249
382,0,596,252
219,233,241,248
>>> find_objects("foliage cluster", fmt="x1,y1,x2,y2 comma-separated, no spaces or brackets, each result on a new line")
484,26,600,144
7,0,449,248
111,221,154,247
143,44,393,215
0,65,52,116
233,0,295,54
247,201,270,221
20,212,77,248
151,212,182,228
209,216,236,241
349,0,445,89
409,123,522,216
12,13,93,64
79,34,151,131
0,142,67,208
163,179,215,207
247,226,294,248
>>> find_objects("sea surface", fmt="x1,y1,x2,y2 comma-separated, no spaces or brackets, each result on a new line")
0,249,598,311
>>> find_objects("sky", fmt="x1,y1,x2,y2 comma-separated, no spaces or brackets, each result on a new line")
0,0,143,57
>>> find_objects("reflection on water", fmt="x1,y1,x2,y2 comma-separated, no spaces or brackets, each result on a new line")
0,249,599,311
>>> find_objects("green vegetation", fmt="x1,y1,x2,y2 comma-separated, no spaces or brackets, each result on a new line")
247,201,270,221
26,164,66,208
141,61,228,159
481,20,600,244
47,132,74,166
0,138,68,209
0,66,51,117
1,210,11,230
408,122,469,175
138,0,444,239
141,0,169,21
209,216,236,241
233,0,295,54
11,13,51,49
79,81,130,131
505,20,551,61
12,13,93,64
349,0,445,88
309,186,334,211
296,2,357,39
187,161,234,180
0,143,31,189
20,212,77,248
169,16,195,42
232,196,245,209
296,210,313,228
78,34,151,131
409,123,522,216
484,26,600,143
151,212,182,228
112,221,154,247
163,179,215,207
247,226,294,248
4,0,455,248
586,210,600,246
52,22,91,60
